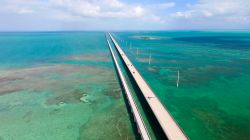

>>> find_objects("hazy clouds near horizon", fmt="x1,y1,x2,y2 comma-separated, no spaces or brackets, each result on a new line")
0,0,250,31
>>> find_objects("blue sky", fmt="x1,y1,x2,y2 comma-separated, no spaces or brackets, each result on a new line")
0,0,250,31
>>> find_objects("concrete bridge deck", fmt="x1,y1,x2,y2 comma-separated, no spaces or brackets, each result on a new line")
106,38,151,140
109,33,188,140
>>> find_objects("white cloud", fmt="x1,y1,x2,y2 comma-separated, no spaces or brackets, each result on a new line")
167,0,250,29
0,0,176,21
17,8,35,14
0,0,177,30
2,0,249,30
0,0,141,18
3,6,35,15
0,0,45,14
47,0,147,19
151,2,175,9
171,0,250,22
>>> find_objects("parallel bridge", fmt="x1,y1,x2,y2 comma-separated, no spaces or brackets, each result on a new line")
106,37,150,140
108,33,188,140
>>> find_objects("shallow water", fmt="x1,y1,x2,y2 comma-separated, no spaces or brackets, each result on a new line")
1,31,249,140
0,32,137,140
114,31,250,140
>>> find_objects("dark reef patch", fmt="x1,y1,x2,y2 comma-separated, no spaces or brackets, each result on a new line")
22,111,33,123
45,89,86,105
0,105,10,112
0,77,23,83
78,104,135,140
49,109,61,115
103,88,121,99
0,88,22,96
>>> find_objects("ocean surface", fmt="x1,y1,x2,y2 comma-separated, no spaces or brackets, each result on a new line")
0,32,137,140
114,31,250,140
0,31,250,140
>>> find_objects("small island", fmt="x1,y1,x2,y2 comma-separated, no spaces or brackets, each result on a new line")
130,35,167,40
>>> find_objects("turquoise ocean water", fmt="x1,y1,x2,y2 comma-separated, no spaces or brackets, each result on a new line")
114,31,250,140
0,31,249,140
0,32,137,140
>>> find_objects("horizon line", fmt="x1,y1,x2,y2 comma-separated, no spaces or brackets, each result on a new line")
1,29,250,33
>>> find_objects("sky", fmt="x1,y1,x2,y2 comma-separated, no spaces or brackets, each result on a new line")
0,0,250,31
